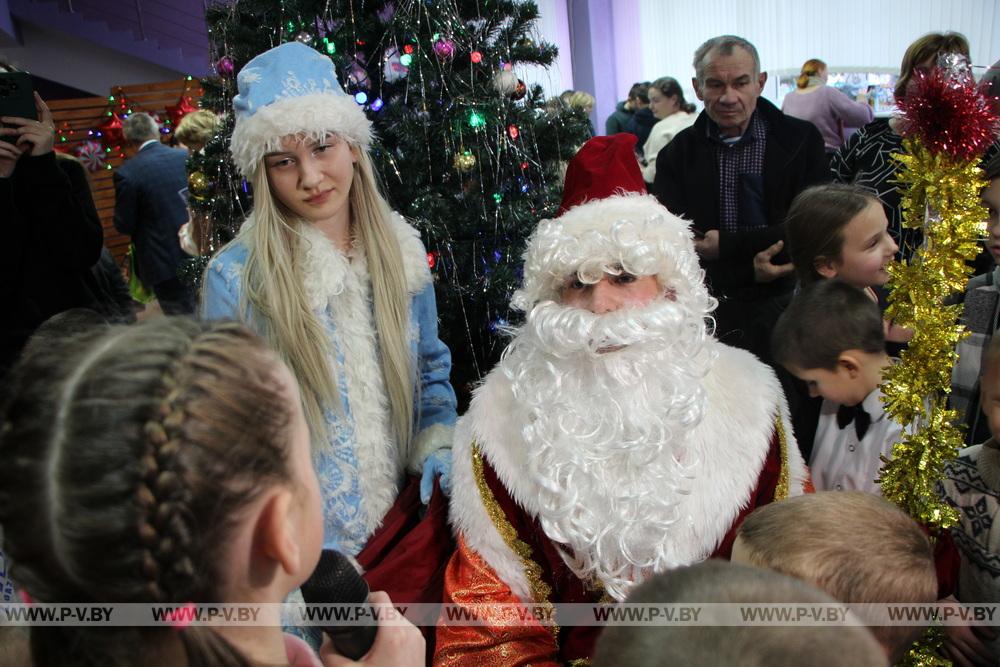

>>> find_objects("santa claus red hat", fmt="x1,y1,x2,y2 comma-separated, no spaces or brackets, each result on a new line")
512,134,703,311
557,133,648,213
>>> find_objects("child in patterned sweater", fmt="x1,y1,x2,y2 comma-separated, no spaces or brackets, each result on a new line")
939,333,1000,665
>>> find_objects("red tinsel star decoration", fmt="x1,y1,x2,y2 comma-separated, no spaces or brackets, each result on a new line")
165,96,198,129
895,53,1000,162
96,112,123,149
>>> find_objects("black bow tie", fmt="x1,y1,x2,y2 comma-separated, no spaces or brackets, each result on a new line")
836,403,871,440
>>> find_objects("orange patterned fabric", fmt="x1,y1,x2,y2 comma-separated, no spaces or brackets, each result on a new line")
435,535,560,666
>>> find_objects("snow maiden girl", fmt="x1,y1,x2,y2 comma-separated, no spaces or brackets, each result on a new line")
202,42,457,559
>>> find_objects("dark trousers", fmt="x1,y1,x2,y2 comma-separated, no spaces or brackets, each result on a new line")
153,276,196,315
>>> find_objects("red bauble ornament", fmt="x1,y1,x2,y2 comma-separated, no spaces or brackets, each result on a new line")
896,61,1000,162
165,97,198,129
511,79,527,101
97,112,123,148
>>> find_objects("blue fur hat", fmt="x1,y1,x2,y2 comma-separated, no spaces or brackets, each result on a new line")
229,41,372,177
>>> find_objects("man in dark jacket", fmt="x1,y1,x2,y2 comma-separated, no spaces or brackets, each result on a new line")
113,112,193,314
605,82,647,135
653,35,828,354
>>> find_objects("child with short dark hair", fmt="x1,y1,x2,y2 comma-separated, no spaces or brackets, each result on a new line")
772,280,897,493
732,491,938,663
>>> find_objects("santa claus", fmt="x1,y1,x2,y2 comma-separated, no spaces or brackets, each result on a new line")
434,134,810,665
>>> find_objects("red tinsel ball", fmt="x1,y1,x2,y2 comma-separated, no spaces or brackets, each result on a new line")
165,97,198,129
97,112,123,148
896,66,1000,162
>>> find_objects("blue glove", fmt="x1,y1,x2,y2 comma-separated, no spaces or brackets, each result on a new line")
420,448,452,504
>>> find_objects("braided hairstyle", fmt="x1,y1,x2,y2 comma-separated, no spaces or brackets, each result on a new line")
0,318,294,666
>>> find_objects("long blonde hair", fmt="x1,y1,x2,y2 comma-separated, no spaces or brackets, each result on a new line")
240,145,415,458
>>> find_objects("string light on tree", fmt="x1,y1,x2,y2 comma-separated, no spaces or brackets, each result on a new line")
468,110,486,128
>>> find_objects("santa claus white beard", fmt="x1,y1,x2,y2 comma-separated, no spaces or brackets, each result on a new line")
500,297,717,601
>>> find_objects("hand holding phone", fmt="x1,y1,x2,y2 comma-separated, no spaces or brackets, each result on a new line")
0,73,36,120
0,72,36,143
0,92,54,157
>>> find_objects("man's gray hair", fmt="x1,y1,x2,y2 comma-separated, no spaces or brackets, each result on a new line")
122,112,160,144
693,35,761,84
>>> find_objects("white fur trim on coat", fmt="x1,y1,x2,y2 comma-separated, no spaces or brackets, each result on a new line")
229,92,373,177
408,423,454,473
297,213,434,534
449,342,807,603
299,213,431,310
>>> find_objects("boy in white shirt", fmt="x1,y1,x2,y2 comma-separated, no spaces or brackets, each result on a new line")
772,279,899,494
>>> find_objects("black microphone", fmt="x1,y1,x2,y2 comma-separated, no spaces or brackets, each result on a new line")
300,549,378,660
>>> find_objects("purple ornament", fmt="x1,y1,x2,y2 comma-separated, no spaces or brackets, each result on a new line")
215,56,235,78
433,38,456,62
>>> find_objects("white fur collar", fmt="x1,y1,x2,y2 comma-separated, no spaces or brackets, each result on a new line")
299,213,432,311
449,342,807,602
296,214,432,535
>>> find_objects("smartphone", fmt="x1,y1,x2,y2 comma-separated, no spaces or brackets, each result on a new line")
0,72,36,143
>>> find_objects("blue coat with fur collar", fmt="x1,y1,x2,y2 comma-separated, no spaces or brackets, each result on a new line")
201,214,456,554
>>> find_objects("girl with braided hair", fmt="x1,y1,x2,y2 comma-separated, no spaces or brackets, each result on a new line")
201,42,457,562
0,317,423,666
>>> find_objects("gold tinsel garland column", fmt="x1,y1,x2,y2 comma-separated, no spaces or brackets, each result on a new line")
880,143,987,524
877,55,996,666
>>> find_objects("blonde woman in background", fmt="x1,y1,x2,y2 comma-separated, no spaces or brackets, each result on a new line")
639,77,697,185
201,42,457,559
781,58,873,156
174,109,219,152
175,110,220,255
560,89,597,136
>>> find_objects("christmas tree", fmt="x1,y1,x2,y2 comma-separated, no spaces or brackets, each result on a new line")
189,0,591,401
